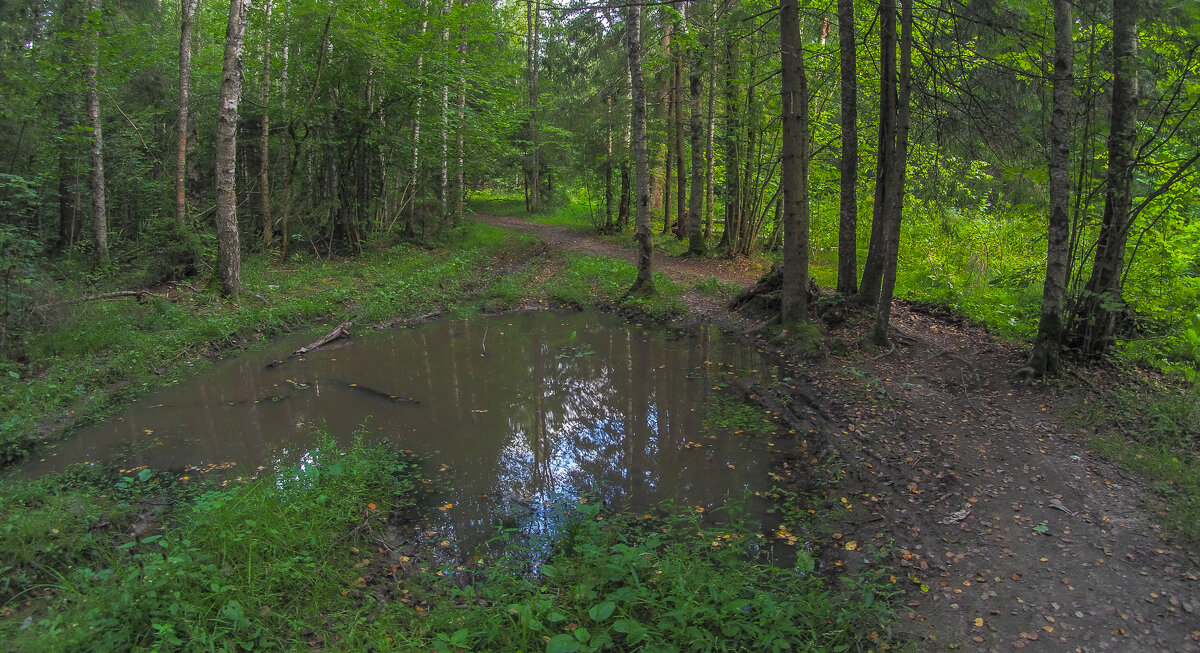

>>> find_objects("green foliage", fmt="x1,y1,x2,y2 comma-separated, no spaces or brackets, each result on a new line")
547,254,686,320
419,503,897,652
702,391,778,438
0,222,43,354
0,435,420,651
1074,384,1200,544
693,276,741,298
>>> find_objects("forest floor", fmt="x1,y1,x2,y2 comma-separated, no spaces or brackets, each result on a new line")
475,213,1200,652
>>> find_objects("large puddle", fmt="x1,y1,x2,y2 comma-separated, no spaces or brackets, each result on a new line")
18,311,783,547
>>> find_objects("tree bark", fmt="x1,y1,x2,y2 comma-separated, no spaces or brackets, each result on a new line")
662,22,673,237
215,0,249,298
626,3,655,297
455,0,467,223
1073,0,1137,356
873,0,911,346
720,33,740,254
674,7,686,241
605,94,614,229
260,0,272,250
686,7,705,255
527,0,541,212
836,0,858,296
85,0,107,263
412,0,429,228
779,0,809,324
176,0,198,229
703,49,715,239
858,0,897,307
440,0,450,221
1027,0,1074,377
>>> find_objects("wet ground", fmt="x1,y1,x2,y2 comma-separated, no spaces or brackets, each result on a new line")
17,311,782,549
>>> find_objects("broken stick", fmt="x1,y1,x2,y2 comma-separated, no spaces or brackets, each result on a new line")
291,322,353,358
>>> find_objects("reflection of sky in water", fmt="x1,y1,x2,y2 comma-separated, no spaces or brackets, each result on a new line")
16,312,781,552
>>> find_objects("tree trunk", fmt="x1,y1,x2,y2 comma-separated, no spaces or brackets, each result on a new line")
260,0,272,250
779,0,809,324
215,0,248,298
412,0,429,227
674,8,686,241
836,0,858,296
527,0,541,213
686,13,705,256
704,50,715,240
720,33,739,254
626,3,655,297
605,94,614,229
618,162,631,230
858,0,897,307
873,0,911,346
176,0,198,229
1026,0,1074,376
662,23,673,237
1073,0,1137,356
85,0,107,263
455,0,467,223
440,0,450,221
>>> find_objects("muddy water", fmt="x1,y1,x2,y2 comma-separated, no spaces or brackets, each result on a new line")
20,311,781,546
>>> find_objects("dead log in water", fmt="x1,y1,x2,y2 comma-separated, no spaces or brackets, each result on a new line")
291,322,353,358
334,379,421,404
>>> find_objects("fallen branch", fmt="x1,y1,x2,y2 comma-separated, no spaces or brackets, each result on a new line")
291,322,352,358
32,289,157,311
481,326,489,358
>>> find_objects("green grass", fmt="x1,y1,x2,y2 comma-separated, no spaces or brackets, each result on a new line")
1073,383,1200,545
0,223,538,463
0,436,900,651
0,436,422,650
546,254,686,320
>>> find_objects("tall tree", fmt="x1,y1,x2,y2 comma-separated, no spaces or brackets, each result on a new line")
1072,0,1138,355
1026,0,1074,376
215,0,249,297
527,0,541,212
872,0,912,346
626,3,655,297
176,0,198,228
686,7,705,256
858,0,898,308
779,0,809,324
719,32,740,253
412,0,429,223
454,0,468,223
84,0,107,262
835,0,857,296
260,0,272,249
673,4,687,241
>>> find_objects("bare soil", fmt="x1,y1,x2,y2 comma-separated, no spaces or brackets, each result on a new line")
475,214,1200,652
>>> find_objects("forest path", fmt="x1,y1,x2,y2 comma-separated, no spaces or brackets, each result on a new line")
472,213,1200,652
473,213,768,324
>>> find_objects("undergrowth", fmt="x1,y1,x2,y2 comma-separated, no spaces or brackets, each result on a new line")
1074,381,1200,545
1,436,900,651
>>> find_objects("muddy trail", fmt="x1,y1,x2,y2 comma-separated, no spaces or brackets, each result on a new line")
474,214,1200,652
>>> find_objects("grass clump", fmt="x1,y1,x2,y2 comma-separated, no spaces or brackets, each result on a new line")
1076,382,1200,545
546,254,685,321
0,436,421,651
418,502,897,652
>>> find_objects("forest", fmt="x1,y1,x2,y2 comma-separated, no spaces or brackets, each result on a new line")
2,0,1200,649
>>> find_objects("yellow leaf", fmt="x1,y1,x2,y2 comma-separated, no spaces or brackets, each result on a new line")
974,617,984,627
